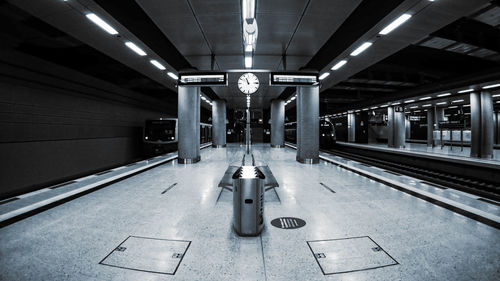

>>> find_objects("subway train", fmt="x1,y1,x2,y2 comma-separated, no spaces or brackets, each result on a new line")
143,118,212,155
285,120,336,148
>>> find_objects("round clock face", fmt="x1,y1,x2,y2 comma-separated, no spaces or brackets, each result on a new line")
238,73,259,94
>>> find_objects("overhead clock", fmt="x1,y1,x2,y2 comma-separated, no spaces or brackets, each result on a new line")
237,72,259,94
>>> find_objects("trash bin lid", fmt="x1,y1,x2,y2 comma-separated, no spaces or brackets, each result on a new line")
232,166,265,179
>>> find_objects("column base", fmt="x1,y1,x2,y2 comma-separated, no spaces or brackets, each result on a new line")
270,144,284,148
296,157,319,164
212,144,226,148
178,156,201,164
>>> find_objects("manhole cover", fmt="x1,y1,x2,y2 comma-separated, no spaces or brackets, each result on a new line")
270,217,306,229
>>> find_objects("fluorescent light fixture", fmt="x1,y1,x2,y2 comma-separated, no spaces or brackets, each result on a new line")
458,89,474,93
419,96,431,100
86,13,118,35
167,72,178,80
242,0,256,20
124,41,146,56
370,106,378,109
410,106,418,109
437,93,451,97
245,45,253,52
493,94,500,98
414,110,421,113
391,102,401,105
463,104,470,107
404,99,415,103
451,99,464,103
422,104,432,107
380,104,389,107
319,72,330,80
201,96,207,100
331,60,347,70
362,108,369,111
448,106,458,109
379,13,412,35
291,96,296,101
482,83,500,89
245,55,252,68
436,102,447,105
150,60,166,70
350,42,372,56
497,101,500,104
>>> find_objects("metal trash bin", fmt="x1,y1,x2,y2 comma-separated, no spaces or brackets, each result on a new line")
232,166,265,236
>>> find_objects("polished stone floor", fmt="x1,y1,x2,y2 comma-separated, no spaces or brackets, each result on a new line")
0,144,499,280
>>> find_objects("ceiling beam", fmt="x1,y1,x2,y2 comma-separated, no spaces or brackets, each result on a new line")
432,18,500,53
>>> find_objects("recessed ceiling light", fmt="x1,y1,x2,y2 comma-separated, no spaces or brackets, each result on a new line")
457,89,474,93
350,42,373,56
86,13,118,35
150,60,166,70
242,0,256,20
124,41,147,56
331,60,347,70
319,72,330,80
167,72,178,80
404,100,415,103
419,96,431,100
437,93,451,97
379,13,412,35
245,55,252,68
482,83,500,89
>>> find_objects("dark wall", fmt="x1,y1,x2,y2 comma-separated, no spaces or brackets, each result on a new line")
0,51,174,199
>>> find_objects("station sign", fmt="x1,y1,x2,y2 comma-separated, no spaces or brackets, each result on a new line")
178,72,228,86
269,72,319,86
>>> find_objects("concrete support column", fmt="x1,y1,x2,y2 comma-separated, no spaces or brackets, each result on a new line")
427,109,435,147
405,115,411,139
347,113,356,142
470,91,494,158
495,111,499,145
270,100,285,147
296,86,319,164
178,86,200,163
212,99,226,148
387,106,405,148
435,107,445,129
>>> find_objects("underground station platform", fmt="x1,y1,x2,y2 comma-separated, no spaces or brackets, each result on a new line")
1,144,499,280
2,0,500,280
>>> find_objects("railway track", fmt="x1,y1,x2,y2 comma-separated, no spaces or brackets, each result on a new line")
324,147,500,202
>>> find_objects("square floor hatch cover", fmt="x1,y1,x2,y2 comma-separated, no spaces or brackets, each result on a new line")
99,236,191,275
307,236,398,275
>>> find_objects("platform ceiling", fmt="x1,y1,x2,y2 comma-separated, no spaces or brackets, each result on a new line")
6,0,500,110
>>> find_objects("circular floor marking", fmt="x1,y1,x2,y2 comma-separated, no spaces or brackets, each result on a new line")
270,217,306,229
